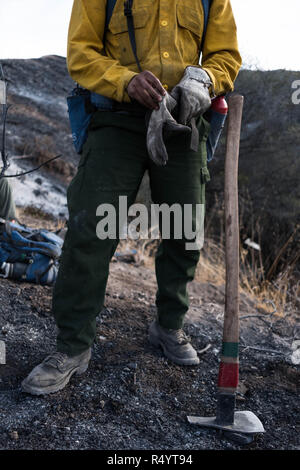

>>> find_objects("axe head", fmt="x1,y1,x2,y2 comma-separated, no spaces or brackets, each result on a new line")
187,410,265,434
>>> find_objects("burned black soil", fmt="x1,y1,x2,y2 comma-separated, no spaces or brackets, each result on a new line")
0,55,299,452
0,255,299,450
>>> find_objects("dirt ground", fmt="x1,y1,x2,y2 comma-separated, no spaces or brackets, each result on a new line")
0,244,299,450
1,55,299,452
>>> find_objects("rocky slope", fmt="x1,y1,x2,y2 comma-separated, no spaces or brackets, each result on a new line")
1,56,299,275
210,69,300,275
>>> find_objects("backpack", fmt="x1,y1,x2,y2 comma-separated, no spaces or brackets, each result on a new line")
0,218,63,285
67,0,226,161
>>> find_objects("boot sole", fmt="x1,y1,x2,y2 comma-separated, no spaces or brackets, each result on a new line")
21,363,89,396
148,333,200,366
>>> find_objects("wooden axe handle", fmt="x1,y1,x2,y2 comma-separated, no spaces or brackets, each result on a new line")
224,94,244,344
217,94,244,394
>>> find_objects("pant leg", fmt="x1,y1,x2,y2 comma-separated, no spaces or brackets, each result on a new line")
0,178,17,220
149,116,210,330
53,111,148,356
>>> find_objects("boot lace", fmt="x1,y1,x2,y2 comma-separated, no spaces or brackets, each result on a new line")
43,352,68,369
172,329,190,345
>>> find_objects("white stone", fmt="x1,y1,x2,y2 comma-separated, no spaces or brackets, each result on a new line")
0,341,6,364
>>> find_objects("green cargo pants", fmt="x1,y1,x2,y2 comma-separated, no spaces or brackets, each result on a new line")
0,178,17,220
53,110,210,356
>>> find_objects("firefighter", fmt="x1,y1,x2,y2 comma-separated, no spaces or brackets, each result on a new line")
22,0,242,395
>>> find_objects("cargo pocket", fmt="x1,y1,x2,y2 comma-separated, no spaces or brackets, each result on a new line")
109,7,151,66
176,4,204,62
77,146,91,169
176,5,203,37
200,166,211,184
67,147,92,209
199,162,210,204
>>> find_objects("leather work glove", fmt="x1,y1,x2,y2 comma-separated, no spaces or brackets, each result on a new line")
170,66,212,126
146,92,191,166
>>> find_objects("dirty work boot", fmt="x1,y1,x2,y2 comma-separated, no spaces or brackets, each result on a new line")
21,348,91,395
148,320,199,366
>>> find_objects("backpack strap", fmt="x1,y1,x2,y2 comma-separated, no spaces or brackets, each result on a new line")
105,0,117,29
103,0,117,47
200,0,212,52
104,0,142,73
124,0,143,72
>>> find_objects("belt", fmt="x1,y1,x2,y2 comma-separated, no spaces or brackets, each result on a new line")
113,100,148,117
90,91,148,117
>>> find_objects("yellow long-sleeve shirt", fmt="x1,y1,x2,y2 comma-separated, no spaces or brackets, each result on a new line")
67,0,242,103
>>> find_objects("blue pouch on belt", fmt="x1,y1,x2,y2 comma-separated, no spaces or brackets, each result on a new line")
66,0,117,154
67,87,93,154
67,87,114,154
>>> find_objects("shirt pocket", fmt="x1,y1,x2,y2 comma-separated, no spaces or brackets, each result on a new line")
108,7,151,66
176,5,204,62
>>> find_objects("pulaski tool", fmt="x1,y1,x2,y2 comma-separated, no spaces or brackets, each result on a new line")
187,94,265,444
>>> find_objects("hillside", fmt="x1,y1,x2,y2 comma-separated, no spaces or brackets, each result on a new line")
2,56,299,276
0,56,299,450
210,69,300,278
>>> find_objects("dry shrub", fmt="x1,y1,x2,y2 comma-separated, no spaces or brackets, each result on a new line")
18,206,66,233
112,188,299,317
32,135,75,183
14,135,76,184
204,193,299,316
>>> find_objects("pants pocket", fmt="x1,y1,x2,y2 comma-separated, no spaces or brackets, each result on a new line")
200,165,211,184
197,116,211,185
77,145,91,169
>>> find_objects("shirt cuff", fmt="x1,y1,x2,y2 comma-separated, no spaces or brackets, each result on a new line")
120,70,139,103
202,67,217,97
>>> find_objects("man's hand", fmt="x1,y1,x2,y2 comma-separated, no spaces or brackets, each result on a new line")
127,71,166,110
171,67,212,125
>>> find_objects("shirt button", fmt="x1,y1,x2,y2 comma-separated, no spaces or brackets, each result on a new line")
163,51,169,58
161,20,168,26
163,84,168,90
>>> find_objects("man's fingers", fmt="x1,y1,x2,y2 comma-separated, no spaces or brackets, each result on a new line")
127,71,166,109
132,87,153,109
140,88,160,110
144,74,166,97
142,70,166,93
129,87,155,109
145,85,163,107
137,77,164,108
132,82,161,110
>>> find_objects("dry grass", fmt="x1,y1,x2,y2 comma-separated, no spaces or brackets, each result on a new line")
17,206,66,233
16,189,298,318
117,233,296,317
119,196,299,318
199,236,297,316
